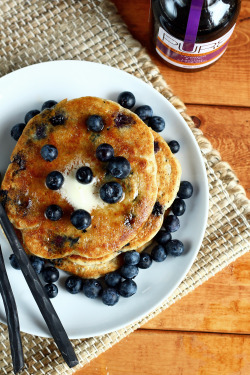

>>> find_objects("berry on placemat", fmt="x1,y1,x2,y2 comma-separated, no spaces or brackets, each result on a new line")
83,279,102,299
86,115,104,132
171,198,186,216
41,100,57,111
30,255,45,274
44,283,58,298
148,116,165,132
118,279,137,297
46,171,64,190
155,230,172,245
119,264,139,279
134,105,153,121
24,109,40,124
165,239,184,257
9,254,20,270
42,266,59,283
107,156,131,179
41,144,58,162
11,123,26,141
96,143,114,161
177,181,193,199
117,91,136,109
45,205,63,221
76,166,93,184
105,271,122,287
70,209,91,230
151,244,167,262
138,252,152,269
123,250,140,265
102,288,120,306
65,275,83,294
164,215,180,233
168,140,180,154
100,182,123,204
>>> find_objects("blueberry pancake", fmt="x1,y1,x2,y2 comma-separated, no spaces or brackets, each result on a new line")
1,97,158,260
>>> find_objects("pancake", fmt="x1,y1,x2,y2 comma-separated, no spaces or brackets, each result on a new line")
2,97,158,260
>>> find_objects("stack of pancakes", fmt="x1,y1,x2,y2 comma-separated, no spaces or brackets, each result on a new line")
1,97,181,278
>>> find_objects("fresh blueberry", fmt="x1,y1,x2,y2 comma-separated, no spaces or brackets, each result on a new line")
9,254,20,270
96,143,114,162
107,156,131,179
42,266,59,283
164,215,180,233
138,252,152,269
171,198,186,216
83,279,102,299
155,230,172,245
148,116,165,132
119,264,139,279
41,144,58,162
70,209,91,230
11,123,26,141
24,109,40,124
151,244,167,262
105,271,122,287
76,166,93,184
45,205,63,221
177,181,193,199
100,182,123,204
102,288,120,306
46,171,64,190
168,140,180,153
44,283,58,298
49,114,65,126
118,279,137,298
123,250,140,265
165,239,184,257
117,91,136,109
134,105,153,121
30,255,45,274
86,115,104,132
41,100,57,111
65,275,83,294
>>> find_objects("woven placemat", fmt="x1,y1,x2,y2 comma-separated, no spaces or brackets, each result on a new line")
0,1,249,374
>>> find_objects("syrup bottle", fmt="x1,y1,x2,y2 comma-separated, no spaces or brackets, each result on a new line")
151,0,241,70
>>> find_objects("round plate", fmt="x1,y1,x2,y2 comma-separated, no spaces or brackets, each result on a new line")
0,61,209,339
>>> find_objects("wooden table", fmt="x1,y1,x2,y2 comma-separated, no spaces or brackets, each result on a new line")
75,1,250,374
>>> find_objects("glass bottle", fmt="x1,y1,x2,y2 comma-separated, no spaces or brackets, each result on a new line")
151,0,241,70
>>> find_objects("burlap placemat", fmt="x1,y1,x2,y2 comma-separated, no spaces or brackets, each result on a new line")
0,1,249,374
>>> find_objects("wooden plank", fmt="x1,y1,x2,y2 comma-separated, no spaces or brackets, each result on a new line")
74,330,250,375
112,0,250,107
185,104,250,198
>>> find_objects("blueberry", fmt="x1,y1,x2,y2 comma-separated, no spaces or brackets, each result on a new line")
42,266,59,283
86,115,104,132
168,140,180,154
41,100,57,111
49,114,65,126
76,166,93,184
9,254,20,270
100,182,123,204
117,91,136,109
134,105,153,121
155,230,172,245
11,123,26,141
165,239,184,257
46,171,64,190
118,279,137,298
24,109,40,124
138,252,152,269
96,143,114,162
123,250,140,265
102,288,120,306
70,209,91,230
105,271,122,287
148,116,165,132
65,275,83,294
164,215,180,233
120,264,139,279
30,255,45,274
41,144,58,162
171,198,186,216
45,205,63,221
83,279,102,299
44,283,58,298
151,244,167,262
107,156,131,179
177,181,193,199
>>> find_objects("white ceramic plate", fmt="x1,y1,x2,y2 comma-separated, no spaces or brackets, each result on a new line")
0,61,209,339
